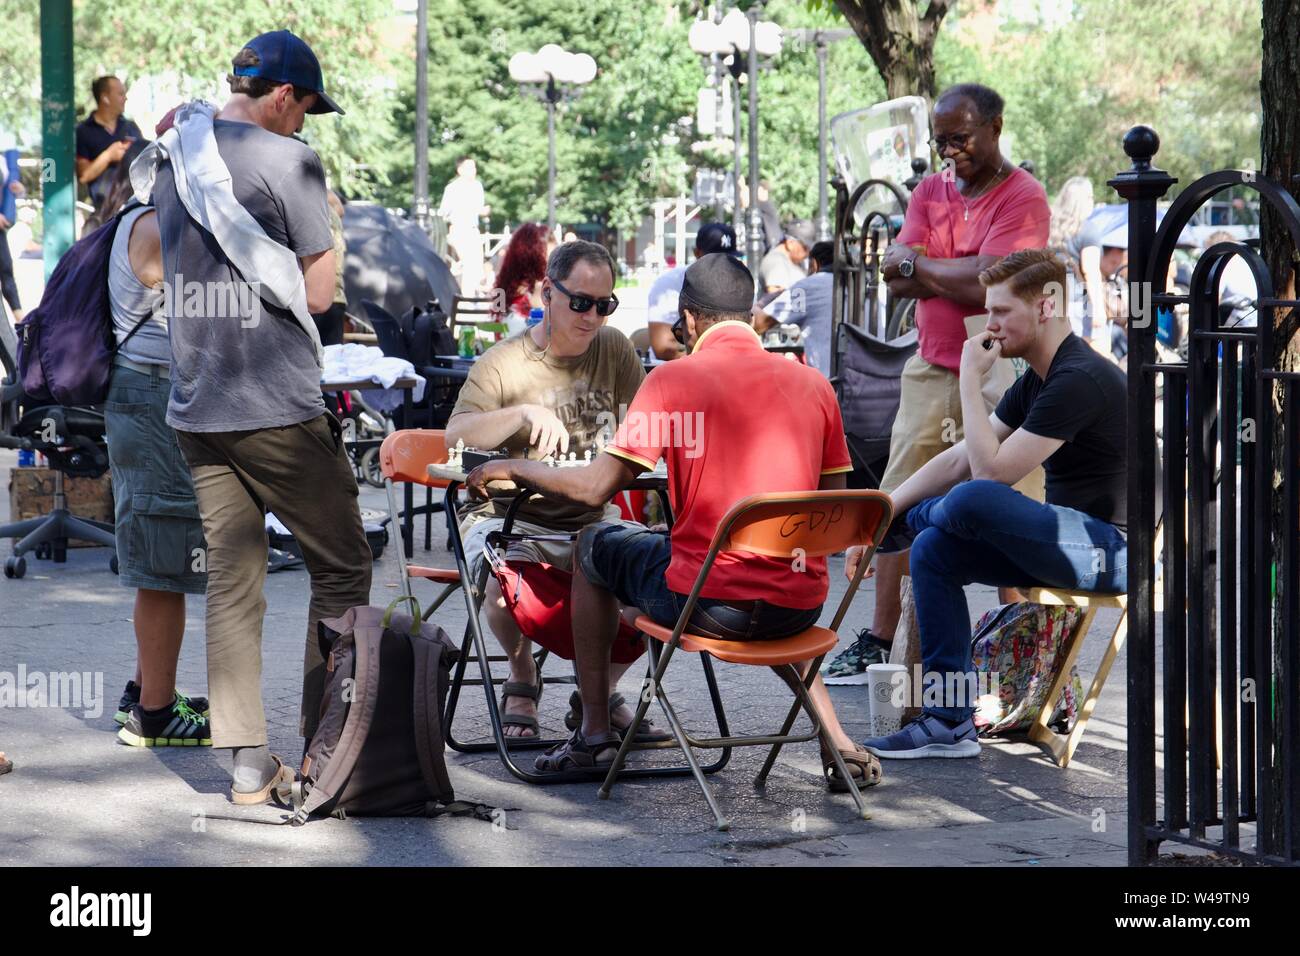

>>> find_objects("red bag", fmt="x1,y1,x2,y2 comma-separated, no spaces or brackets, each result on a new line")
488,555,647,664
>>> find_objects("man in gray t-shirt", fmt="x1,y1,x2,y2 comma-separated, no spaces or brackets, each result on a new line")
155,122,332,431
754,240,834,377
152,31,371,807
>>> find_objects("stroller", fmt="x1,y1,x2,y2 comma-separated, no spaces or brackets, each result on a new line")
832,321,917,488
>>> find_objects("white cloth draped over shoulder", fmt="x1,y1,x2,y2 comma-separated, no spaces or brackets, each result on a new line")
128,100,324,368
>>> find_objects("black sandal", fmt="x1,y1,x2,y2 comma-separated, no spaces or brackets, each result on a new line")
499,674,543,739
822,746,883,793
533,729,622,774
564,691,672,743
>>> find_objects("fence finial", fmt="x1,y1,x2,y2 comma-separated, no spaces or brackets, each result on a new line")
1123,126,1160,173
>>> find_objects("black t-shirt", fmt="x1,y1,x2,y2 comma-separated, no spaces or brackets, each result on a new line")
75,113,145,208
994,333,1127,528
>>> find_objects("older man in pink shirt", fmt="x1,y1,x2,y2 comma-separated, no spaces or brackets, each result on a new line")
823,82,1050,684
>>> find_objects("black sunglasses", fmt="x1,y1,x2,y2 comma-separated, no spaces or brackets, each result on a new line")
552,277,619,317
672,312,686,345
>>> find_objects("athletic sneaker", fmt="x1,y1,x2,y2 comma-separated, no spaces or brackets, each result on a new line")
117,698,213,747
113,681,209,726
821,629,891,685
861,713,981,759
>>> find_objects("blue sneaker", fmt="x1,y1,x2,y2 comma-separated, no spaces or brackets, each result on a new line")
862,713,981,759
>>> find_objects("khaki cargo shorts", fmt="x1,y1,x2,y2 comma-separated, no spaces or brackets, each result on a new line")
879,353,1045,502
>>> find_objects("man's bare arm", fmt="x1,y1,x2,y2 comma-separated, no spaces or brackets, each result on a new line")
446,403,570,458
818,471,847,490
912,254,1001,308
301,249,335,314
648,321,684,361
886,277,934,300
888,440,973,516
466,452,640,509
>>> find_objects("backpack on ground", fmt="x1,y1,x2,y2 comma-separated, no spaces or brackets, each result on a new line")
16,201,150,406
290,596,490,825
970,601,1087,736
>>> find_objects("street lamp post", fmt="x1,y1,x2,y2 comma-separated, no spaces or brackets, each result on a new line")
689,5,781,278
545,77,558,233
788,28,853,241
509,45,597,236
413,0,429,229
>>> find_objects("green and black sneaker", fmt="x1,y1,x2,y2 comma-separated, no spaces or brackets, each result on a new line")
821,628,891,685
114,681,209,726
117,697,213,747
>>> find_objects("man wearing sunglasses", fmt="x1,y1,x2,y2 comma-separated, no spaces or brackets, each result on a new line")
464,254,882,789
446,240,652,741
823,82,1050,686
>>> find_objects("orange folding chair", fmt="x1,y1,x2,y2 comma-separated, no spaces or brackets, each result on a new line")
599,489,893,830
380,430,461,619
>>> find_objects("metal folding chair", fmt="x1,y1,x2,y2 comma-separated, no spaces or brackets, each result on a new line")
380,430,461,617
384,440,733,786
600,490,893,830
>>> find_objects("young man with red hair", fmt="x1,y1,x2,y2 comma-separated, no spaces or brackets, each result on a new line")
852,249,1127,759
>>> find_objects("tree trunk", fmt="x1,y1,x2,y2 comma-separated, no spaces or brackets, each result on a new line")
832,0,954,103
1258,0,1300,858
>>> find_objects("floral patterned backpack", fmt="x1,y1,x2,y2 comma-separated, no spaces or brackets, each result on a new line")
970,601,1086,736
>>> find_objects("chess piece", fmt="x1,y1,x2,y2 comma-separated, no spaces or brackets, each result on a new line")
584,449,592,464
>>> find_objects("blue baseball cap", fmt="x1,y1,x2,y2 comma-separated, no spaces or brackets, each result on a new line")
696,222,740,257
233,30,344,115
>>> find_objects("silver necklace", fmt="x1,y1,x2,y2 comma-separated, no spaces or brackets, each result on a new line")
959,158,1009,221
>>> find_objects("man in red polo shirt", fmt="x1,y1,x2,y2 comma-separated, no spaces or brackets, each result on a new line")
465,254,880,790
824,82,1051,684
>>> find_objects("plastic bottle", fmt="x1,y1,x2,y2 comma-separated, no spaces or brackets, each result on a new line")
527,307,544,328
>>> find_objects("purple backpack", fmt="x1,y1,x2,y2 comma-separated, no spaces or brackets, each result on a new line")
16,203,150,407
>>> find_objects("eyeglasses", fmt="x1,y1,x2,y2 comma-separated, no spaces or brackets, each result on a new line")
929,120,991,154
672,312,687,346
552,277,619,317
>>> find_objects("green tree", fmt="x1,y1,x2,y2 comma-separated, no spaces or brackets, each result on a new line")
0,0,400,202
930,0,1260,200
817,0,955,101
402,0,701,236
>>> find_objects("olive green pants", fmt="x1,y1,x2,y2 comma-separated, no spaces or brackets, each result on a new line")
178,414,372,748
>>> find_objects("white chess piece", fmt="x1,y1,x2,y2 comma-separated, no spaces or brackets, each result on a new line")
584,449,592,464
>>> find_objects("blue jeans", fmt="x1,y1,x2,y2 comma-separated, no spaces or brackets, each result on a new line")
907,480,1127,722
578,522,822,641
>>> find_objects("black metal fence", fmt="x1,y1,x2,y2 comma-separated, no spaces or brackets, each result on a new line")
1120,126,1300,865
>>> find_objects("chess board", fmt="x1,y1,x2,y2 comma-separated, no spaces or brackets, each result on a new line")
430,441,601,486
445,440,596,472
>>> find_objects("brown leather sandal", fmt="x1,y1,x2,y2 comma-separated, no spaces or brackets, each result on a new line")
822,746,883,793
564,691,672,743
533,729,622,775
500,675,543,740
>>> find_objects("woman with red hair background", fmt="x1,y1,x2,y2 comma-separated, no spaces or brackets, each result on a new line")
491,222,551,321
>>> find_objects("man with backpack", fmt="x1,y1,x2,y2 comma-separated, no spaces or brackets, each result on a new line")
848,249,1127,759
140,32,370,804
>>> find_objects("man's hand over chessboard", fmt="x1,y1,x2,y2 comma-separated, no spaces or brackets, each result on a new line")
464,458,517,499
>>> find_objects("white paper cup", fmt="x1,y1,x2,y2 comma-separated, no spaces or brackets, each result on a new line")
866,662,907,737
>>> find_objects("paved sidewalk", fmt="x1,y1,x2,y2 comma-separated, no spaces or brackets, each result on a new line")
0,448,1135,866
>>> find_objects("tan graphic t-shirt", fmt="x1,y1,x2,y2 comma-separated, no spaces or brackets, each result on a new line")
450,325,645,529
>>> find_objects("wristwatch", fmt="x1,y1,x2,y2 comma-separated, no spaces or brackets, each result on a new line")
898,253,917,278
